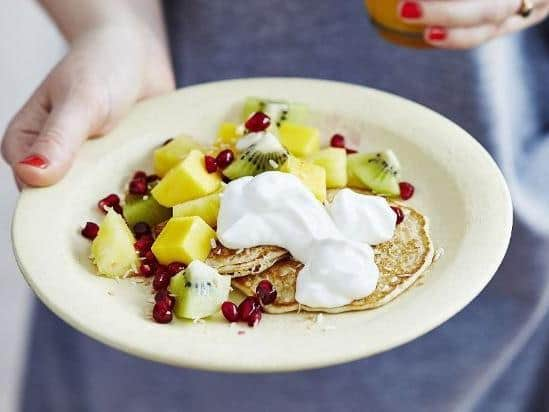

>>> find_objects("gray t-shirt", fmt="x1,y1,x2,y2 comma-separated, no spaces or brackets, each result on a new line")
21,2,549,411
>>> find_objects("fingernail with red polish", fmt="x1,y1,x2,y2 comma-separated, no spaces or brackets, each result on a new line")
400,1,422,19
427,26,447,41
19,155,48,169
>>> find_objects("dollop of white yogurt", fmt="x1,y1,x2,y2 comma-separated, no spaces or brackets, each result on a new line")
217,172,380,308
327,188,396,245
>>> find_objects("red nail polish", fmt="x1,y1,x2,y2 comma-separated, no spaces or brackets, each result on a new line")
19,155,48,169
427,26,447,41
400,1,422,19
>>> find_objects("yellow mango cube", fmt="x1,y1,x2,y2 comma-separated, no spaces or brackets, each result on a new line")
281,156,326,202
279,122,320,158
153,135,203,177
151,150,221,207
151,216,216,265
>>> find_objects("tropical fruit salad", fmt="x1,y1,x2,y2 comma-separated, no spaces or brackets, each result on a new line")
81,98,429,328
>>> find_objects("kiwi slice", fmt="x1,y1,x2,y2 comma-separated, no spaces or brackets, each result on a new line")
223,132,289,180
243,97,309,127
347,150,401,196
123,193,172,228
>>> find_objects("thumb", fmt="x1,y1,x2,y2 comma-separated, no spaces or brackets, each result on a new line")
14,99,98,187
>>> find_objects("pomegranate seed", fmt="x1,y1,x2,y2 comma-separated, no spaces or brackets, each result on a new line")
330,134,346,148
391,206,405,225
134,235,153,255
256,280,277,305
153,265,170,290
238,296,262,322
346,148,358,155
129,179,148,195
162,138,174,146
155,289,175,309
216,149,235,169
133,171,147,180
247,310,262,327
152,301,173,323
81,222,99,240
133,222,151,238
204,155,218,173
245,112,271,132
112,203,123,214
139,262,154,277
399,182,415,200
221,301,239,322
146,174,160,183
144,250,157,264
167,262,185,276
98,194,120,213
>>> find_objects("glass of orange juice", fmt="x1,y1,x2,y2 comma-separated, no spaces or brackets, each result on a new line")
365,0,429,48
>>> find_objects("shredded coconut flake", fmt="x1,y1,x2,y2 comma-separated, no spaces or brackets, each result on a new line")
269,159,279,169
210,238,217,249
142,195,149,200
193,318,205,324
235,249,244,255
433,248,445,263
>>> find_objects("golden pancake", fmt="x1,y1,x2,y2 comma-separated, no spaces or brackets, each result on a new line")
231,202,434,313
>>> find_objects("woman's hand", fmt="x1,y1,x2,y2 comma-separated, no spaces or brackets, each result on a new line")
2,24,174,187
398,0,549,49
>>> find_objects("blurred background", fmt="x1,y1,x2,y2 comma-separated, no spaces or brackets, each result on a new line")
0,1,64,410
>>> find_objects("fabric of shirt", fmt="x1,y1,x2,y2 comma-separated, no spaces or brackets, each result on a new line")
21,1,549,411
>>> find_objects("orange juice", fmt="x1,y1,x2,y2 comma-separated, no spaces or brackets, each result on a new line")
365,0,429,48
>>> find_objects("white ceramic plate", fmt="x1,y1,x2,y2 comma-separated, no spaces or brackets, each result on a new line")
12,78,512,372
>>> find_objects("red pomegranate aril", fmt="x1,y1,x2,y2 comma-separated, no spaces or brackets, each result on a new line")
238,296,262,322
144,250,157,264
330,134,346,148
247,310,262,327
133,170,147,180
167,262,186,276
155,289,176,309
162,138,174,147
98,194,121,213
391,206,405,225
134,235,153,254
139,262,154,277
129,179,148,195
146,174,160,183
153,266,170,290
221,301,239,322
245,111,271,132
113,203,123,214
204,155,218,173
81,222,99,240
152,301,173,324
133,222,151,238
399,182,415,200
216,149,235,169
256,280,277,305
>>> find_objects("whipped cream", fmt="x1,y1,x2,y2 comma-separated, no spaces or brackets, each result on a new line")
327,188,396,245
217,172,384,308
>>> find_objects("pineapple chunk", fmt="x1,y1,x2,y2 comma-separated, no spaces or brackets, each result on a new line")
154,135,203,177
347,154,368,189
281,156,327,202
278,122,320,158
90,209,139,278
151,216,216,265
151,150,222,207
210,122,241,154
309,147,348,188
173,190,222,227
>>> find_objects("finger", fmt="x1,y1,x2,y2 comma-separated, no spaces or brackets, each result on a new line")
424,4,549,49
424,25,497,49
13,96,98,187
1,83,50,166
399,0,542,28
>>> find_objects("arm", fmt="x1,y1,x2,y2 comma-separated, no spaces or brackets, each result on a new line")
1,0,175,187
